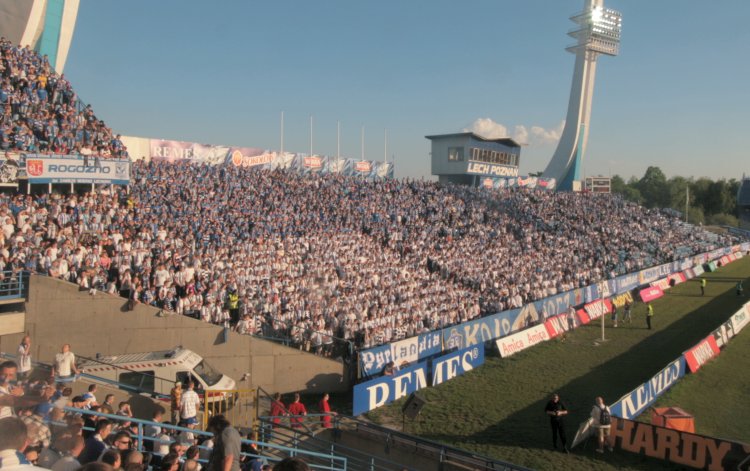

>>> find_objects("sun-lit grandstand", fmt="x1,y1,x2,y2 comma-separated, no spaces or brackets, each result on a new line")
2,2,750,471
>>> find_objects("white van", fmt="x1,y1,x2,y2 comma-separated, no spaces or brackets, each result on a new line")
78,346,236,402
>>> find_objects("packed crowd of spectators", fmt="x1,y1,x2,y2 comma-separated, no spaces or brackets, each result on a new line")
0,38,126,157
0,354,318,471
0,159,735,355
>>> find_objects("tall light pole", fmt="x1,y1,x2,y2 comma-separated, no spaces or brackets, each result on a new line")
542,0,622,191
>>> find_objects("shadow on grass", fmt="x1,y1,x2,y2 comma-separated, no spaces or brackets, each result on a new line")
418,273,750,456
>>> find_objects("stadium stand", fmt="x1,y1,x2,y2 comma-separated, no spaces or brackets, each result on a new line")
1,159,737,357
0,37,126,157
0,38,740,358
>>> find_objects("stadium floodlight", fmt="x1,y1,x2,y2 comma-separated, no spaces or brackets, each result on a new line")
542,0,622,191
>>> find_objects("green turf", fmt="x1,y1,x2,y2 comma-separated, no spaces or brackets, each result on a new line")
366,256,750,471
644,310,750,444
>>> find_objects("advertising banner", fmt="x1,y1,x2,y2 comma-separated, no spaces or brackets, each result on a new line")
583,299,612,321
639,286,664,303
692,264,705,277
533,288,585,319
495,324,549,358
431,345,485,387
712,320,736,349
705,261,717,272
681,268,695,280
441,307,525,351
609,418,750,470
26,155,130,185
638,263,673,285
730,304,750,335
147,138,395,178
150,139,231,164
683,335,721,373
353,361,429,415
576,308,590,325
0,154,23,186
359,331,442,377
611,291,634,309
544,313,574,339
735,251,744,259
610,357,686,420
615,273,640,294
650,278,671,291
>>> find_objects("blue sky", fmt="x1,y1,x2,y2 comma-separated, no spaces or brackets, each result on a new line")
64,0,750,180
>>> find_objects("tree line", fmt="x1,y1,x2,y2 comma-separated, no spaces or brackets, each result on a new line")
610,166,740,226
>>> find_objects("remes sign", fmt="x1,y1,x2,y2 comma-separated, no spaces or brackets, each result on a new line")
353,345,485,416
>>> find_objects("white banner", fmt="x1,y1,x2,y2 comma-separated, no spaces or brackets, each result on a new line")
26,155,130,185
390,337,419,368
495,324,549,358
730,303,750,335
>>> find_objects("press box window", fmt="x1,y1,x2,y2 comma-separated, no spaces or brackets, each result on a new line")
448,147,464,161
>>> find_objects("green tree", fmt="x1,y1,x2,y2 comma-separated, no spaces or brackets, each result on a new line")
637,166,670,208
668,176,690,212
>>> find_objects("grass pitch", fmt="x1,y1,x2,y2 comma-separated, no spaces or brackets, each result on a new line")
366,257,750,471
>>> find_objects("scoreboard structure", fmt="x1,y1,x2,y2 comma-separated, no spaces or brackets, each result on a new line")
584,176,611,193
426,132,521,187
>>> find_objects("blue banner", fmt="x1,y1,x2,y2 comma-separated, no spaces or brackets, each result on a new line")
359,331,443,377
353,361,429,416
615,272,640,294
441,308,525,350
534,288,585,318
610,357,686,420
431,345,485,387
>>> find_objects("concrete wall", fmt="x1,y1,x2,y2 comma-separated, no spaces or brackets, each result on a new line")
0,275,348,394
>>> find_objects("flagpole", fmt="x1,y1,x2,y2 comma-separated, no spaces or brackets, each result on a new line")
384,129,388,164
280,111,284,157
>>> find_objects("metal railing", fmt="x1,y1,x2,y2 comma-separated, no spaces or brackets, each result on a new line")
61,407,348,471
0,270,28,301
272,414,533,471
257,415,411,471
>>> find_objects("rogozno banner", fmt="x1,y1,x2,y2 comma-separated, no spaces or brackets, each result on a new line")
26,155,130,185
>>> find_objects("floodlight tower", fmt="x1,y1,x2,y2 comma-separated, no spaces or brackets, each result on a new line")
542,0,622,191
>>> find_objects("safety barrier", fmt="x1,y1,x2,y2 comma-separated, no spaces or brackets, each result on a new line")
0,270,28,302
61,407,348,470
202,388,258,431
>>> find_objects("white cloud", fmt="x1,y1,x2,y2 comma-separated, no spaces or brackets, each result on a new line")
464,118,564,147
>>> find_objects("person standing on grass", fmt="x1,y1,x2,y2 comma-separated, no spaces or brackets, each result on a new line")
737,280,744,296
646,303,654,330
544,393,569,453
623,300,632,324
590,396,613,453
700,278,707,296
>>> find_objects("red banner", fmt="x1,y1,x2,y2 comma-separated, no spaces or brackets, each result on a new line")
640,286,664,302
583,299,612,321
683,335,721,373
576,309,590,325
668,273,686,285
544,314,571,339
651,278,671,291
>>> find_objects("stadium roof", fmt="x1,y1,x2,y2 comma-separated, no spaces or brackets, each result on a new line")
425,132,521,148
